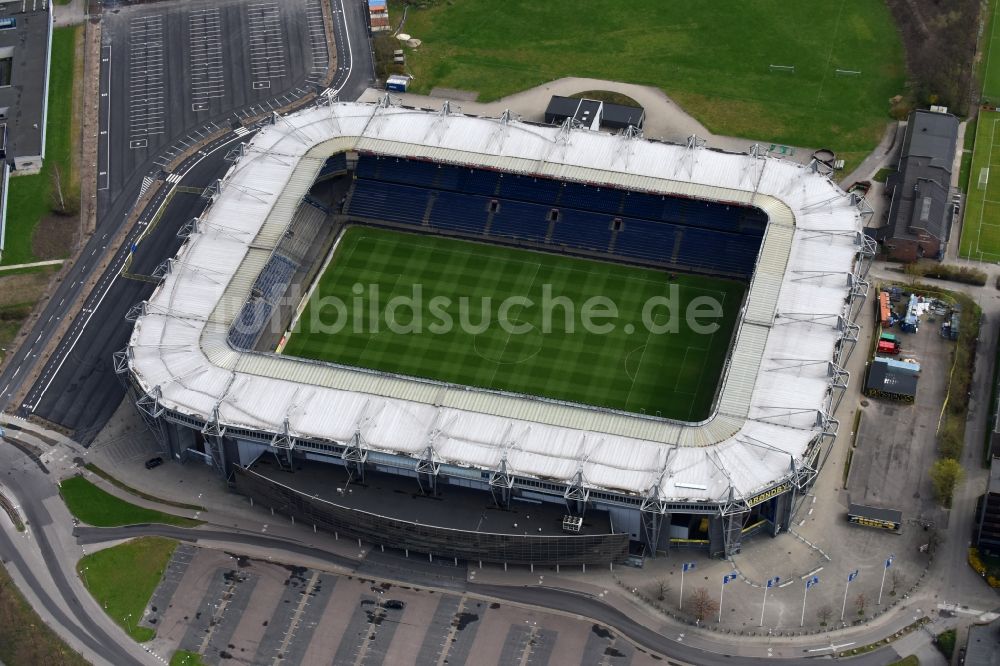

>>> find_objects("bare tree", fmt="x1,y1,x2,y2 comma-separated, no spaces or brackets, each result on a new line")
655,579,670,602
855,592,868,617
51,165,66,214
890,570,904,596
689,587,718,623
816,605,833,626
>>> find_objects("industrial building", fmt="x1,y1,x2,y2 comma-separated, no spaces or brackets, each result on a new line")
120,99,871,566
0,0,52,263
882,109,959,262
543,95,645,132
976,460,1000,556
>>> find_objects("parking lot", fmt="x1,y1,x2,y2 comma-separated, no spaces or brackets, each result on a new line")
146,547,663,666
101,0,330,200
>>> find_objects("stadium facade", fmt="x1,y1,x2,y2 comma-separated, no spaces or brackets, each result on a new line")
119,99,874,565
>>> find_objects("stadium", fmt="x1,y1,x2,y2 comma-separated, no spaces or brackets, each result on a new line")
118,98,873,566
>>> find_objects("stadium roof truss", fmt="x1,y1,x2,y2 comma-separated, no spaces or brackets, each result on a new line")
125,100,871,510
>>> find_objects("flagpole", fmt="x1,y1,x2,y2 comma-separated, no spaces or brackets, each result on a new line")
878,556,893,605
759,580,769,627
841,577,851,621
680,566,685,610
800,582,809,627
719,579,725,624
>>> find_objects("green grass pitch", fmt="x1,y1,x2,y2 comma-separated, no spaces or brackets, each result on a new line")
282,227,745,421
392,0,905,168
959,110,1000,261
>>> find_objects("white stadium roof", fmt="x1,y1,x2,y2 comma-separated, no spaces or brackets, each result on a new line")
127,101,863,504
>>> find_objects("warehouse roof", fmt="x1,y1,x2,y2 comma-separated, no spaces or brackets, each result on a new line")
127,101,862,502
0,2,51,163
865,358,919,398
886,110,959,245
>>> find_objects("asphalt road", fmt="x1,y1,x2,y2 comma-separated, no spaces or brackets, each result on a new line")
74,524,904,666
0,443,150,666
0,0,373,438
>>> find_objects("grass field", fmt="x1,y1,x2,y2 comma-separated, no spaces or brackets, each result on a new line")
77,537,177,643
59,476,202,528
282,227,744,420
983,0,1000,103
1,26,81,266
0,564,89,665
959,110,1000,261
170,651,207,666
396,0,904,161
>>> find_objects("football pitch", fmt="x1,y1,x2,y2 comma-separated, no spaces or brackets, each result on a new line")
281,227,745,420
959,110,1000,261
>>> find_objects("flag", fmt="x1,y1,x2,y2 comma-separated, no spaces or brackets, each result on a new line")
806,576,819,589
683,562,695,573
723,573,737,584
130,243,138,253
767,576,780,588
885,556,893,569
848,570,859,582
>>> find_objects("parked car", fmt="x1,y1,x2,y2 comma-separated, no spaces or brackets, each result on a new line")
145,456,164,470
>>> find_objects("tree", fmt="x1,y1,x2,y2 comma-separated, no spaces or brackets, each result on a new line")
655,579,670,602
890,570,904,596
816,605,833,626
930,458,964,507
855,592,868,617
689,587,718,623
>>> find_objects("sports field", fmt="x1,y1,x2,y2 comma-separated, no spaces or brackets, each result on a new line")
959,110,1000,261
282,227,745,420
395,0,904,163
982,0,1000,104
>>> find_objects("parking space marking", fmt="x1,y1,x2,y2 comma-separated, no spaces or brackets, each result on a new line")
98,44,112,190
128,14,165,142
304,0,329,83
188,8,225,110
246,2,285,86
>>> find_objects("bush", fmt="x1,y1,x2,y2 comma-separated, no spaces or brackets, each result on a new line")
930,459,964,507
937,419,964,459
935,628,956,659
904,262,987,286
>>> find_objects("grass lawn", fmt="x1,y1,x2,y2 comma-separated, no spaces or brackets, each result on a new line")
282,227,744,420
0,564,89,665
959,110,1000,261
84,463,206,512
889,657,919,666
396,0,904,155
59,476,203,528
1,26,81,266
77,537,176,642
170,651,207,666
983,0,1000,103
959,117,977,194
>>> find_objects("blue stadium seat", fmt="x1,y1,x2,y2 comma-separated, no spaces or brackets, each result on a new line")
489,200,551,242
346,180,429,225
550,210,613,252
498,175,562,204
428,191,490,234
559,183,623,214
348,156,765,278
